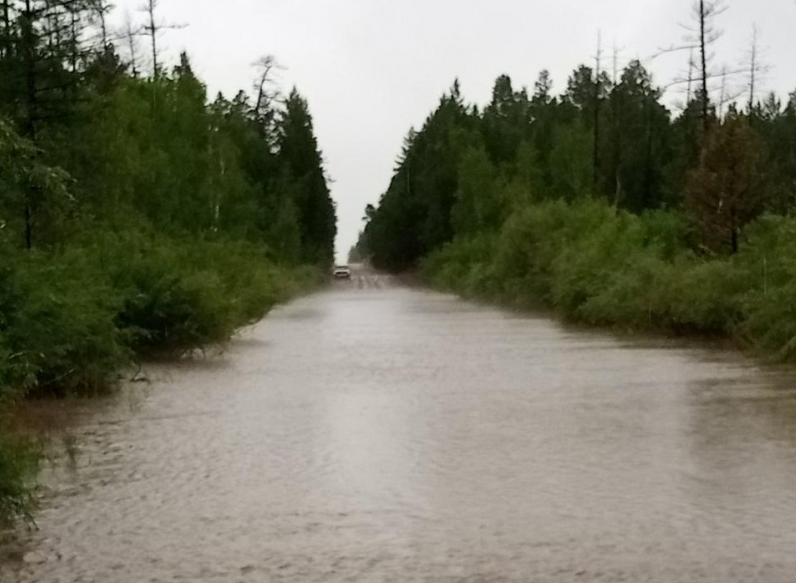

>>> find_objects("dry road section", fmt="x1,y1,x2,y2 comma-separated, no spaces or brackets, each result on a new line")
4,273,796,582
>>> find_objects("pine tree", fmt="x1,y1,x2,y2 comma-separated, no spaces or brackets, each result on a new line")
278,89,336,264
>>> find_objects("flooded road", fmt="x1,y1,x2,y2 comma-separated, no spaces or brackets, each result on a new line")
4,271,796,582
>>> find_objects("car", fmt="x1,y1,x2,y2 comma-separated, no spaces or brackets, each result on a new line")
333,265,352,279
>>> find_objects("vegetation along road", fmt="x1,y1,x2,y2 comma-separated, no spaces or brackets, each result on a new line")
3,0,796,580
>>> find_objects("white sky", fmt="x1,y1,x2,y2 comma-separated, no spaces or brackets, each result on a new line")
112,0,796,262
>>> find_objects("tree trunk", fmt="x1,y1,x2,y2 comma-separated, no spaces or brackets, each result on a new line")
1,1,11,58
125,17,139,77
699,0,709,133
70,9,78,73
611,88,622,208
24,200,32,250
97,1,108,47
22,0,38,249
148,0,158,79
644,100,654,208
593,35,602,193
593,83,600,193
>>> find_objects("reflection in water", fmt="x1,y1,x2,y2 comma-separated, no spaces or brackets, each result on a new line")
3,272,796,582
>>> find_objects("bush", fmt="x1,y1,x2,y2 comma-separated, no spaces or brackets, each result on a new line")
0,250,130,397
69,231,320,355
0,434,39,527
576,252,671,328
0,229,320,397
421,196,796,360
422,233,498,297
661,257,747,334
735,216,796,358
0,229,319,525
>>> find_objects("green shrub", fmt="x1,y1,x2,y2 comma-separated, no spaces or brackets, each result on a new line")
0,251,130,397
549,211,639,317
577,252,671,328
422,233,498,297
421,196,796,359
75,231,316,355
0,434,39,527
116,264,231,353
176,239,315,326
736,216,796,357
742,284,796,358
660,257,747,334
0,229,320,397
0,229,319,525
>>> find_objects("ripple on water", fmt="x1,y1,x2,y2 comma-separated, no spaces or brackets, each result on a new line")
5,276,796,582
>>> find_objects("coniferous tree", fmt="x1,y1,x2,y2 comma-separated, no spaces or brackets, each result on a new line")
278,89,336,264
606,61,671,211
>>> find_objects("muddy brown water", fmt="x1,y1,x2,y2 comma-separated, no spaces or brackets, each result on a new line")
3,271,796,582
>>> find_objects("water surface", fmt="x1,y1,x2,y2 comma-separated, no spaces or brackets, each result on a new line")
4,271,796,582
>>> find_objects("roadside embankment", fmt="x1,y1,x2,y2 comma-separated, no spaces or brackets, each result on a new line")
421,198,796,359
0,231,324,526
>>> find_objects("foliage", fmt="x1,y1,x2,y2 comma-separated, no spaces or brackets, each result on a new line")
0,434,38,527
685,114,769,254
0,2,336,524
95,232,320,354
360,63,796,273
422,196,796,360
361,61,796,364
0,249,129,397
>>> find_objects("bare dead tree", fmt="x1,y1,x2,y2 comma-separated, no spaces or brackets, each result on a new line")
252,55,281,117
719,67,745,120
747,24,758,111
653,0,729,132
693,0,726,130
611,41,623,206
744,24,770,114
250,55,285,149
122,10,140,76
68,3,79,71
686,47,696,104
89,0,113,47
138,0,184,79
716,66,745,118
592,30,603,192
141,0,157,76
719,66,728,118
611,40,625,86
1,0,13,58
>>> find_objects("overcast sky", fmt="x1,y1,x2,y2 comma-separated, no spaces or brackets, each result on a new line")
112,0,795,261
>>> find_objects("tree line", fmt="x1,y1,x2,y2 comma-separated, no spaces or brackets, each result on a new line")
356,1,796,361
0,0,336,262
359,69,795,270
0,0,335,524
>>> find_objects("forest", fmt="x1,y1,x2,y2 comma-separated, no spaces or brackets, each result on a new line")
356,2,796,360
0,0,336,523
